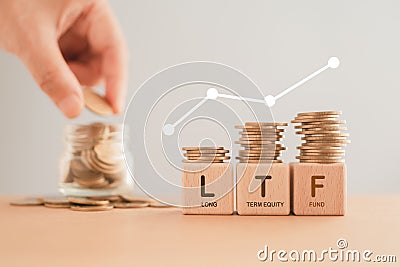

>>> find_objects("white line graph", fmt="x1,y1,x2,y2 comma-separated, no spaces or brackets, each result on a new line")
163,57,340,135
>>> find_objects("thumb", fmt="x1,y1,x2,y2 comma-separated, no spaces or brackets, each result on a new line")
21,39,84,118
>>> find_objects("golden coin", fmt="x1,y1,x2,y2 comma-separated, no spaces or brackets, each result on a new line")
300,151,345,155
182,160,224,163
10,197,44,206
70,158,101,178
295,114,340,120
44,196,70,205
302,141,350,146
302,133,349,137
70,204,114,212
236,157,279,160
294,124,344,129
291,117,341,123
299,142,347,146
239,160,283,163
88,123,110,139
297,111,341,116
235,140,277,145
44,203,71,208
299,149,344,153
239,128,285,135
245,122,288,126
300,120,346,125
88,195,122,202
294,114,340,120
299,159,344,163
113,202,149,208
75,177,110,189
239,150,280,155
67,197,109,206
149,202,174,208
120,195,155,203
297,146,344,150
186,156,231,161
235,126,284,130
94,143,122,165
295,125,346,130
301,136,348,140
184,150,229,154
89,151,124,174
239,154,281,157
240,133,283,136
104,170,125,181
297,130,346,135
184,153,226,157
296,155,343,160
182,146,224,151
239,147,280,151
239,138,282,142
82,87,113,116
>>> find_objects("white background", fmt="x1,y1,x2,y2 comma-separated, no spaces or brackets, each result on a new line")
0,0,399,195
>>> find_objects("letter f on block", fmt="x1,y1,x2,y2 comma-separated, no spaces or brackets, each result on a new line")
311,176,325,197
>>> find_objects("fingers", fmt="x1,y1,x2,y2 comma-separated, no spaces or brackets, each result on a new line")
87,0,128,114
21,38,84,118
68,59,102,86
103,44,128,114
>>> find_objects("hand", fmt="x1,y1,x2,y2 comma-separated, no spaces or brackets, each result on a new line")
0,0,128,118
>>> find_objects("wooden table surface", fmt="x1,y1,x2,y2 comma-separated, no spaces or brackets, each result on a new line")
0,196,399,267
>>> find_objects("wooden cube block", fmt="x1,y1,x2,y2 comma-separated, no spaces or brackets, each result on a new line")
182,163,234,215
290,163,346,215
236,163,290,215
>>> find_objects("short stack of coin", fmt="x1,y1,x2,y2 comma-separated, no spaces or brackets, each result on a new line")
182,147,230,163
292,111,350,164
235,122,288,163
62,123,126,189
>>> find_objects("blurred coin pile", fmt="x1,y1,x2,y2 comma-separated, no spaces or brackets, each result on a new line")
292,111,350,163
10,195,172,211
235,122,288,163
62,123,126,189
182,147,230,163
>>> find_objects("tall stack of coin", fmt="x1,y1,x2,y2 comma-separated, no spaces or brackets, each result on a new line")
182,147,230,163
292,111,350,163
235,122,288,163
61,123,126,189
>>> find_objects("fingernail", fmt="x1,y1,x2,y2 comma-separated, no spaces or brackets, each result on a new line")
58,94,83,118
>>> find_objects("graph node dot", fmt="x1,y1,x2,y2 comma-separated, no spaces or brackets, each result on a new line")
264,95,276,107
206,88,219,100
162,124,175,136
328,57,340,69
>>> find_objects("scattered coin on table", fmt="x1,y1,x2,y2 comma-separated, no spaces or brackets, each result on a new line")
9,195,173,212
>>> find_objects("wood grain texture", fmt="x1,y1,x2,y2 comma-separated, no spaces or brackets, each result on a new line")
236,163,290,215
182,163,234,215
1,196,399,266
290,163,346,215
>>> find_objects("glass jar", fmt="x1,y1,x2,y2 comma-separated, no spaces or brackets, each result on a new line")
59,123,134,196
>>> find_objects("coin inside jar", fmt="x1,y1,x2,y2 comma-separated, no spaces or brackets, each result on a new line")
60,123,129,193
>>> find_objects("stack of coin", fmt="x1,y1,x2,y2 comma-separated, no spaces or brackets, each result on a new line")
292,111,350,163
62,123,126,189
235,122,288,163
182,147,230,163
10,195,173,211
